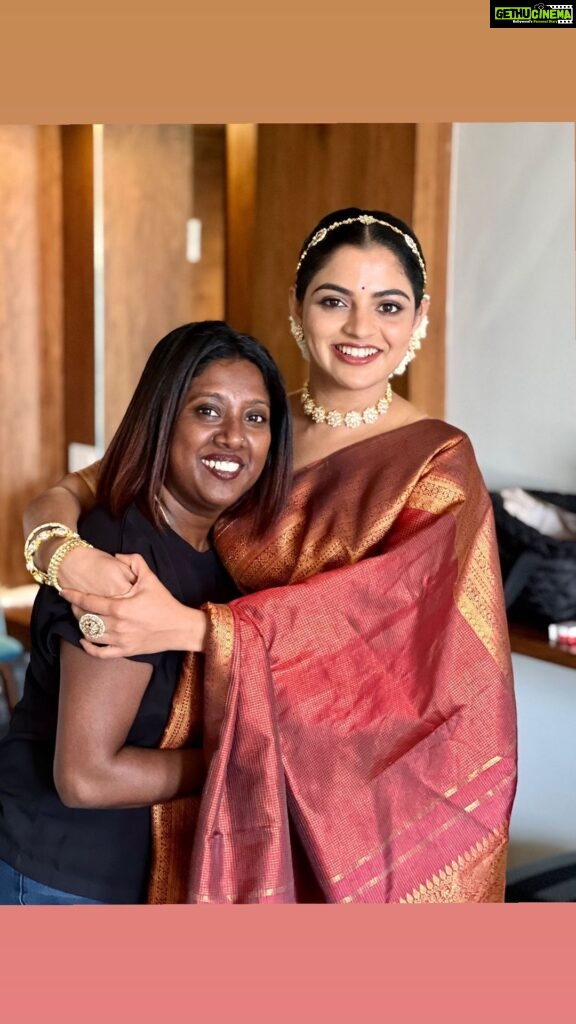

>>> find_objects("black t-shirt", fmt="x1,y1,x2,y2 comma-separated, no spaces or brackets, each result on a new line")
0,504,239,903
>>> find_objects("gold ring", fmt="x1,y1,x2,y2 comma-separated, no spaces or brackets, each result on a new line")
78,613,106,641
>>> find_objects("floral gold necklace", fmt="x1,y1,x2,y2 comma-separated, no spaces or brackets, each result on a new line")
300,380,393,429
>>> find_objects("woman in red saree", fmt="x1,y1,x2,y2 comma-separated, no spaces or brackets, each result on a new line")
24,208,517,903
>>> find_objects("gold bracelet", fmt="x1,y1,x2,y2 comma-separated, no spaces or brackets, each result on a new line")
24,523,77,585
47,536,93,591
24,521,73,559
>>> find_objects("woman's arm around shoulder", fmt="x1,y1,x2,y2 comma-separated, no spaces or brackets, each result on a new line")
23,464,135,595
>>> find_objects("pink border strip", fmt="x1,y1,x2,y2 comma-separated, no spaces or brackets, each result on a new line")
1,905,574,1021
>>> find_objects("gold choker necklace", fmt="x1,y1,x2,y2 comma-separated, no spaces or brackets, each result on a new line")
301,381,393,429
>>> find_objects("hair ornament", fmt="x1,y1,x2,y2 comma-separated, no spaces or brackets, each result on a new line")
296,214,427,287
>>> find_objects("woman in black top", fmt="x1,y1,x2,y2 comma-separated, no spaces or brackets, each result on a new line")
0,321,292,904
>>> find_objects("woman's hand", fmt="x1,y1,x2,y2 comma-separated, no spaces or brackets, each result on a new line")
57,546,136,596
60,554,207,658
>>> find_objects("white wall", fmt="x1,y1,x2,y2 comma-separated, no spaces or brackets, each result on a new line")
446,123,576,871
508,654,576,869
446,122,576,491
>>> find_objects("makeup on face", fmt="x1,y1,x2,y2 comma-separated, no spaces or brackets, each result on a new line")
161,359,272,547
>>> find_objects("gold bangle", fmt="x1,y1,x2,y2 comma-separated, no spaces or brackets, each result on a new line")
47,537,94,591
24,521,71,549
24,521,73,560
24,523,77,585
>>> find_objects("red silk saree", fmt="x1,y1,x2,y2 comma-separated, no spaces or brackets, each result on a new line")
149,419,517,903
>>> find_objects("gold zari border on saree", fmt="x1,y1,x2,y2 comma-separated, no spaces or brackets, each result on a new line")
399,823,509,903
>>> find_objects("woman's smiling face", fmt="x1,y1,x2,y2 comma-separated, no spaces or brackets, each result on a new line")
163,358,272,533
292,244,428,393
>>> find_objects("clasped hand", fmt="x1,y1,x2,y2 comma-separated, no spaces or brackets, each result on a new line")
61,553,189,658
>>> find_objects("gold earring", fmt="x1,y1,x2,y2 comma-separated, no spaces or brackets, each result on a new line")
289,316,310,360
392,313,429,377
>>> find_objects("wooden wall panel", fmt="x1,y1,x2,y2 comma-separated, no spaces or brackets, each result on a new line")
410,123,452,418
225,124,258,334
238,124,417,392
61,125,95,447
0,126,64,586
191,126,226,322
101,125,196,441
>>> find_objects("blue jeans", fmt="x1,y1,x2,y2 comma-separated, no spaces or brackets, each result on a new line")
0,858,105,905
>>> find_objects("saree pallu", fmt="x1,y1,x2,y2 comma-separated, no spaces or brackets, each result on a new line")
149,419,517,904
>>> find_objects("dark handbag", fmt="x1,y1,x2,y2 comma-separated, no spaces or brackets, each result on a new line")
490,490,576,626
